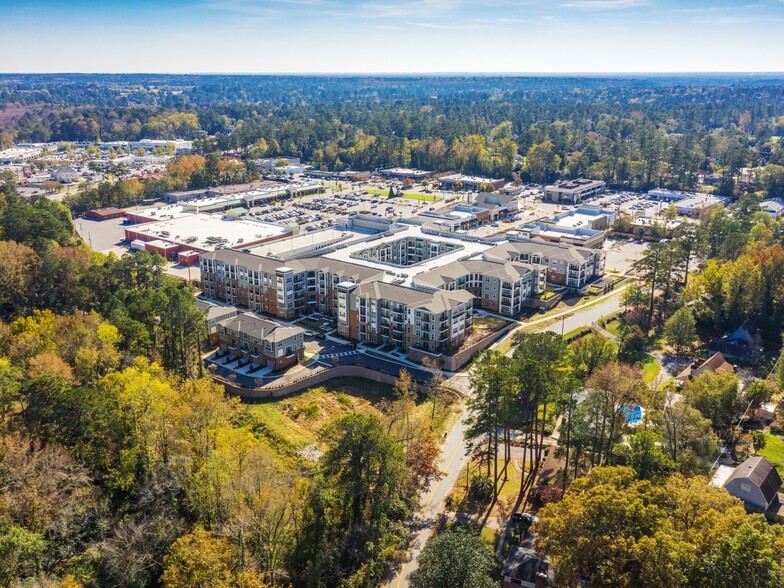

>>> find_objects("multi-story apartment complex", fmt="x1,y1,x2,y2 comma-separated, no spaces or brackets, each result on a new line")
216,312,305,371
201,225,607,361
484,239,605,290
412,259,546,316
336,281,474,354
200,249,385,320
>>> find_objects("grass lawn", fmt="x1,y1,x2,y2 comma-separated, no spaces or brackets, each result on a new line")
563,326,594,340
293,316,331,333
401,192,440,201
641,355,661,383
473,315,510,332
760,433,784,474
244,377,393,456
604,317,622,338
364,188,440,201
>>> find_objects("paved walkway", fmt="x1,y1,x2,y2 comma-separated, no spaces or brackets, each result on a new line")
386,411,472,588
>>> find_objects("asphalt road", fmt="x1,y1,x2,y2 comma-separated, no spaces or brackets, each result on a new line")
539,292,625,336
387,410,472,588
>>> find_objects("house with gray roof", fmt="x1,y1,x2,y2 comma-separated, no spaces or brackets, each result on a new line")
723,456,782,511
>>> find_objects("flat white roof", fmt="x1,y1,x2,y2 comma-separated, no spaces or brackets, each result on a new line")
323,224,490,285
250,227,368,257
181,195,244,208
130,213,289,251
131,205,191,222
710,464,735,488
553,213,606,229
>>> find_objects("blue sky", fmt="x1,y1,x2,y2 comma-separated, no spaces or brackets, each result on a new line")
1,0,783,73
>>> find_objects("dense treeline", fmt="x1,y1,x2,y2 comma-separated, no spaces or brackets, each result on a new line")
61,154,260,215
4,75,784,190
0,178,444,586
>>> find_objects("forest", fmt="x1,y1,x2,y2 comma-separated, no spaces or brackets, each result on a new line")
3,74,784,191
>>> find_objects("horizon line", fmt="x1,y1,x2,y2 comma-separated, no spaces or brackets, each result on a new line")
2,71,784,77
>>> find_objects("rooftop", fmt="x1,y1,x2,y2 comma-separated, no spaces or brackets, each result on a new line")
724,456,782,505
414,258,538,289
323,224,489,284
484,238,598,264
545,178,605,192
352,280,473,313
129,213,290,251
219,312,303,343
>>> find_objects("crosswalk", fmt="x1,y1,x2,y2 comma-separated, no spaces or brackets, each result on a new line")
320,350,358,359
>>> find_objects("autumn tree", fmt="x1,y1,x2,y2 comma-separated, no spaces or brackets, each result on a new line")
411,527,496,588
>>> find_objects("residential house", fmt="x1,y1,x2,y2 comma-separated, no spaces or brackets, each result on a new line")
708,321,764,365
502,546,554,588
675,352,735,385
760,198,784,219
723,456,782,512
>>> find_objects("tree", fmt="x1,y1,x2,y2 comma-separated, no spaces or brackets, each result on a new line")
411,527,496,588
584,362,645,467
467,350,513,485
752,430,767,452
621,281,648,312
569,334,618,381
613,428,673,481
761,163,784,198
525,139,561,184
511,332,569,481
683,371,741,431
651,401,718,476
298,413,411,586
618,323,647,362
0,358,23,425
664,307,697,357
535,466,755,588
746,380,772,407
160,529,234,588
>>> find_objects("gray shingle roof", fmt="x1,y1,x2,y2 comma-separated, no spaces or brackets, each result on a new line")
724,456,782,506
218,312,303,343
414,259,537,289
352,281,473,313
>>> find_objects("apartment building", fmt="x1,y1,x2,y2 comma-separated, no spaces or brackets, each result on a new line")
200,248,385,320
216,312,305,371
543,179,606,204
484,239,605,290
413,259,546,316
336,281,474,354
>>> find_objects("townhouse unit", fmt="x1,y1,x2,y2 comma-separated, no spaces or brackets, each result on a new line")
412,259,546,316
335,281,474,355
216,312,305,371
200,248,385,320
484,239,605,290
